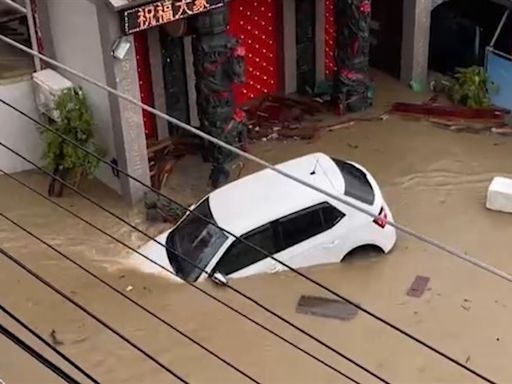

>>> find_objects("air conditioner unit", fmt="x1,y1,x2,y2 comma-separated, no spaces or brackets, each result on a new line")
32,69,74,121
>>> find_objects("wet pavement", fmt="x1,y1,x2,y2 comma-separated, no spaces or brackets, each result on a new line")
1,72,512,383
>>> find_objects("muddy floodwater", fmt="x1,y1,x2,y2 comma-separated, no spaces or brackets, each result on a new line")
1,73,512,383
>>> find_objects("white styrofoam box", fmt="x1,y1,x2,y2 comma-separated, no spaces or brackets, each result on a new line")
486,177,512,213
32,69,73,121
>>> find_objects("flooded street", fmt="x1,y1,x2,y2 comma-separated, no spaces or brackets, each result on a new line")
1,73,512,383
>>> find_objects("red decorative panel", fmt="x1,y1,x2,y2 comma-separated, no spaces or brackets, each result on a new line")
30,0,44,57
133,30,157,140
228,0,282,105
325,0,336,77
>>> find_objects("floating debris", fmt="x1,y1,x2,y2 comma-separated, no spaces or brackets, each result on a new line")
49,329,64,346
244,95,325,142
296,295,358,321
407,276,430,298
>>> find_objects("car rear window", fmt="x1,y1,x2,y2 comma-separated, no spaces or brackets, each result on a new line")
332,158,375,205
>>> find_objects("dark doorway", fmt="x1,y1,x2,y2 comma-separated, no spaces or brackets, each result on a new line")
429,0,512,75
295,0,316,94
159,30,190,136
369,0,404,78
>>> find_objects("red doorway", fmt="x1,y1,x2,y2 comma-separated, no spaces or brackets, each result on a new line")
228,0,283,105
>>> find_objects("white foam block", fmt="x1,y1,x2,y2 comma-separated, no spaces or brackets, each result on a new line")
486,177,512,213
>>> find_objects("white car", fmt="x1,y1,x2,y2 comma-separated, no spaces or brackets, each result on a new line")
137,153,396,283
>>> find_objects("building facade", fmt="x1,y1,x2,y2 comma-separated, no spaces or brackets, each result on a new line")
28,0,430,202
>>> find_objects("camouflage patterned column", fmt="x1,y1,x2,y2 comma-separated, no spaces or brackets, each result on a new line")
333,0,373,112
192,6,247,188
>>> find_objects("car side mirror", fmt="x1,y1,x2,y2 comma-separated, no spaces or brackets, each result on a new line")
211,271,228,286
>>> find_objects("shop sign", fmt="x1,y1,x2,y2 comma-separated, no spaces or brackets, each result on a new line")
123,0,224,34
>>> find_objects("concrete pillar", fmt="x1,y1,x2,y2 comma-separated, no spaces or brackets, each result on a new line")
96,3,150,203
147,28,168,140
400,0,431,86
315,0,326,83
34,0,56,59
282,0,297,93
184,36,199,127
26,0,41,71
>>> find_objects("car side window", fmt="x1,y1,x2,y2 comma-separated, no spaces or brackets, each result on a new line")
321,204,345,229
276,207,324,251
214,225,275,276
276,203,345,252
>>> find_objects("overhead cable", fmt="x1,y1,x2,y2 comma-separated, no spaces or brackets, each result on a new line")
0,211,260,384
0,302,99,383
0,101,499,384
0,164,368,384
0,34,501,383
0,321,81,384
0,34,510,286
0,246,189,384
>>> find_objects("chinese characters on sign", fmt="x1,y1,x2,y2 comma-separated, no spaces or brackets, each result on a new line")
124,0,224,34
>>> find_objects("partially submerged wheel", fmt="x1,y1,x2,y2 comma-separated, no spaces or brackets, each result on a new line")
341,244,385,263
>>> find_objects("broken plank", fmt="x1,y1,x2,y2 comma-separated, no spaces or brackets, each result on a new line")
391,102,506,122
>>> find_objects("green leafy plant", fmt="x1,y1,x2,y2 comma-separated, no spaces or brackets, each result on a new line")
445,66,497,108
42,87,104,189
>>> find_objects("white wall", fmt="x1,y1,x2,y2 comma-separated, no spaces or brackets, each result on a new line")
46,0,120,192
0,78,43,173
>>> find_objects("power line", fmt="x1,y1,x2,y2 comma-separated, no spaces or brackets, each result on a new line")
0,303,99,383
0,34,509,286
0,166,367,384
0,35,500,382
1,215,282,384
0,104,498,384
0,0,26,14
0,246,189,384
0,321,80,384
0,213,260,384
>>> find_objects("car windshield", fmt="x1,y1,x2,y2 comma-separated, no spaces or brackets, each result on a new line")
165,198,228,282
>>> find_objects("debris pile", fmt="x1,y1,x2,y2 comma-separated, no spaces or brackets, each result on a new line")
146,136,203,191
390,98,512,137
243,95,326,142
144,191,187,224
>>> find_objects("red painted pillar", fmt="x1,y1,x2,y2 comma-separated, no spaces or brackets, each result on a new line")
133,30,157,140
30,0,45,65
325,0,336,77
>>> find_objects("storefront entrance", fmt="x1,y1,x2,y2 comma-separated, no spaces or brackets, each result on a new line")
159,30,189,136
296,0,316,94
370,0,404,78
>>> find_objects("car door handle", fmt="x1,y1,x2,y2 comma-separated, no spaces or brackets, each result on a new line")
323,240,339,248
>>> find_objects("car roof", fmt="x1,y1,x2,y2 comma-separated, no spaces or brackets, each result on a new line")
208,153,345,236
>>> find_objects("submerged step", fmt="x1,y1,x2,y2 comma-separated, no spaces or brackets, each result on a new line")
487,177,512,214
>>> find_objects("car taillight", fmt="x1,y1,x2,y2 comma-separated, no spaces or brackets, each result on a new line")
373,207,388,228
